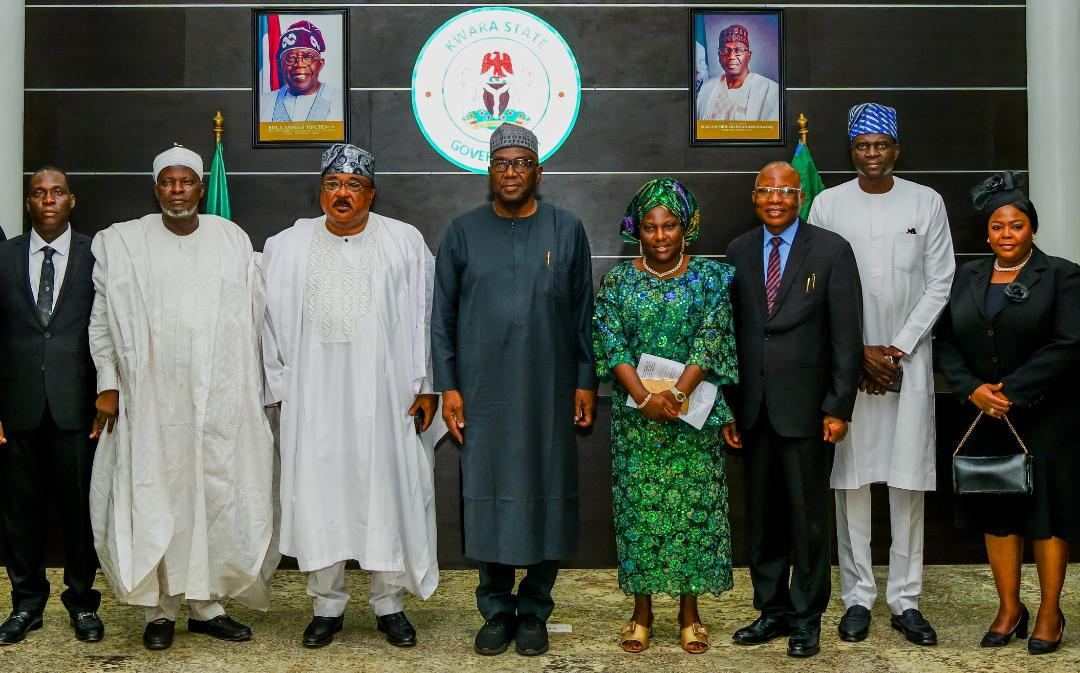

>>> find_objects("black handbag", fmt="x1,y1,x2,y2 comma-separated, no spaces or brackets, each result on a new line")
952,411,1033,495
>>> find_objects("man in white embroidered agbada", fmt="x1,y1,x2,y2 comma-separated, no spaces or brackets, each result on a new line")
89,146,278,650
261,144,440,648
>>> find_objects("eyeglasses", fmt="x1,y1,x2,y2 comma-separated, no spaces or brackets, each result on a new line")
490,158,537,173
29,187,70,200
282,52,321,66
852,140,895,153
752,187,802,199
720,47,748,57
321,180,372,193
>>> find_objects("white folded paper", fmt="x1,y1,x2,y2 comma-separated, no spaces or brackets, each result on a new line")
624,353,718,430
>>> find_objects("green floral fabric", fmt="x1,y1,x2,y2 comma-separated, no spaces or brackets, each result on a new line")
593,257,738,596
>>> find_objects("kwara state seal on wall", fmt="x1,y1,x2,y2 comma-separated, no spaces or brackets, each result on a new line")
412,6,581,173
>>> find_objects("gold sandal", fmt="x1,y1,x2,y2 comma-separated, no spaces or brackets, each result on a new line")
680,621,709,654
620,618,652,653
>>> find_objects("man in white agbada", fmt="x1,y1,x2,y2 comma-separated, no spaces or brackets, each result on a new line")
809,104,955,646
261,144,440,648
89,146,277,650
696,23,779,122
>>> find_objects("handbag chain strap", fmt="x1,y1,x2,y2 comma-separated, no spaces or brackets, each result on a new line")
953,411,1029,457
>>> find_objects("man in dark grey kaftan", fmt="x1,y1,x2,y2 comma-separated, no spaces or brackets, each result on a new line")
432,124,597,657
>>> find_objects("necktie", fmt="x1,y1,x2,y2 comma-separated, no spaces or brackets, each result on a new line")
37,246,56,325
765,236,782,314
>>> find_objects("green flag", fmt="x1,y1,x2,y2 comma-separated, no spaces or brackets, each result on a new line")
206,140,231,220
791,142,825,221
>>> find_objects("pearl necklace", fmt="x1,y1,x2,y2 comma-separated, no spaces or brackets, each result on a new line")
994,250,1033,273
642,252,684,278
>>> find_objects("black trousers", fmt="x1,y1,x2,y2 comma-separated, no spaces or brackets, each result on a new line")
475,560,559,621
742,405,832,629
0,407,100,616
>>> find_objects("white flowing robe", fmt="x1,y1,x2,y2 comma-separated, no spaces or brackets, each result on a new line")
88,215,278,608
261,214,439,601
696,72,780,121
811,178,956,491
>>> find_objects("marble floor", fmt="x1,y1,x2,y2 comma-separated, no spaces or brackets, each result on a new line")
0,567,1077,672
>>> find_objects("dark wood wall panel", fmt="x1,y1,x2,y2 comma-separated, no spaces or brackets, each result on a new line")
21,1,1033,568
27,5,1025,89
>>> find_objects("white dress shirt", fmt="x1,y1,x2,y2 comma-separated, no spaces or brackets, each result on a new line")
29,224,72,312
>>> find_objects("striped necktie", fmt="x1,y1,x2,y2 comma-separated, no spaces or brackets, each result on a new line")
37,246,56,325
765,236,782,314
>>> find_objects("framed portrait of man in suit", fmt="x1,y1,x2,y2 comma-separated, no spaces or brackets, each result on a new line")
253,8,349,147
689,9,785,146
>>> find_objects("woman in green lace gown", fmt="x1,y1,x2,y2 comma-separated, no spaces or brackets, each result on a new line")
593,177,738,654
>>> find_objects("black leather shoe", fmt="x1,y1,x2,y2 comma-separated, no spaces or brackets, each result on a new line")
981,605,1028,647
838,605,871,642
1028,610,1065,655
376,611,417,647
732,614,790,645
143,618,175,650
788,626,821,657
302,615,343,647
0,611,43,645
71,612,104,642
187,614,252,642
474,612,516,655
515,614,549,656
890,608,937,645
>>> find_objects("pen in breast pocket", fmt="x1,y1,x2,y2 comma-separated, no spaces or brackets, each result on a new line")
546,250,552,266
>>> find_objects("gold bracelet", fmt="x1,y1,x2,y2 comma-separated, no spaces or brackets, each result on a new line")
637,392,653,409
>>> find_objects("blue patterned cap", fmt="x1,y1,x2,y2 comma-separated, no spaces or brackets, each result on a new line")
848,103,898,142
320,144,375,180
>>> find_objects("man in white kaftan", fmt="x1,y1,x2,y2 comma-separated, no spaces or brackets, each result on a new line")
262,144,440,648
810,104,955,645
696,23,779,122
89,146,277,651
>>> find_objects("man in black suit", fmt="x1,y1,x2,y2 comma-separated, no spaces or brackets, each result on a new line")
722,161,863,657
0,167,104,644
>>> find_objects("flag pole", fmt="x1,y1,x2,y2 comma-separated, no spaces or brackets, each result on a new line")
797,112,808,146
213,110,224,145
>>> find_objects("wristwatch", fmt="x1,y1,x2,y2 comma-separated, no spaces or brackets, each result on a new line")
670,387,688,404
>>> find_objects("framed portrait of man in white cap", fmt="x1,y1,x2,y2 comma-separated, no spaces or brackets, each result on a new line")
689,9,785,146
253,8,349,146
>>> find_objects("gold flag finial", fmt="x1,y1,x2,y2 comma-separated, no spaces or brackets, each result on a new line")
796,113,809,145
213,110,225,145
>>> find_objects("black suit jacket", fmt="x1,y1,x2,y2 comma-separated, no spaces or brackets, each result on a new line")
936,248,1080,409
0,230,97,432
726,222,864,437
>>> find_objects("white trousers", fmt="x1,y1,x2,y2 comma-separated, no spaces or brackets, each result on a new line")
307,561,404,618
835,484,924,614
144,597,224,623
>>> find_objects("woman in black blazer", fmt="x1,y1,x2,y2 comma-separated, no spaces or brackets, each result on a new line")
936,172,1080,655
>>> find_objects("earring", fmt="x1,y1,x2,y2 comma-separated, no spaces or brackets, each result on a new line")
986,238,990,243
1033,234,1038,240
639,241,644,257
681,240,686,253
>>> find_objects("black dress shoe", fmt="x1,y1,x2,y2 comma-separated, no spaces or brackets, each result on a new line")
839,605,871,642
981,605,1028,647
143,618,175,650
732,614,790,645
1028,610,1065,655
303,615,344,647
474,612,516,655
0,611,43,645
515,615,549,656
788,626,821,657
71,612,105,642
376,611,417,647
890,608,937,645
187,614,252,642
